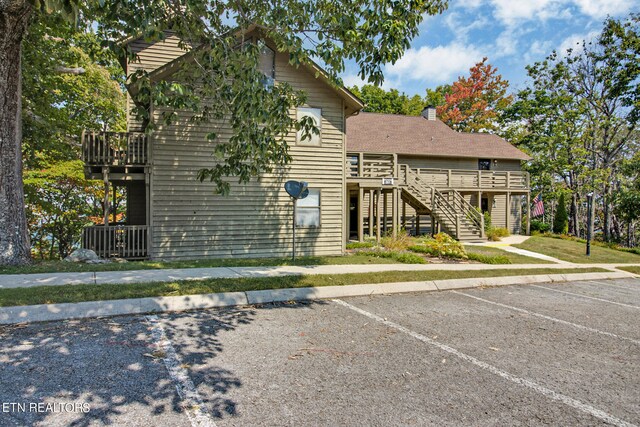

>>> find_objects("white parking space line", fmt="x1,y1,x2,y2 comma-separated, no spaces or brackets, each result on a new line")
532,285,640,309
333,299,637,427
588,280,640,289
146,315,217,427
452,291,640,346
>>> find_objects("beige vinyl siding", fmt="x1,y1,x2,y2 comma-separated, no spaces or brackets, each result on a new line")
400,155,477,170
149,50,345,260
400,155,523,172
490,194,507,229
494,159,523,171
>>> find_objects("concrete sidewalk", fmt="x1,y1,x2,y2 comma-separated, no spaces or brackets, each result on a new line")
1,270,636,324
1,262,639,289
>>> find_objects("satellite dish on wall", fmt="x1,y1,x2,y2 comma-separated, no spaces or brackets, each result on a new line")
285,180,309,200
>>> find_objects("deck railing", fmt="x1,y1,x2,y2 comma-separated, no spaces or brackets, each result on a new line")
412,168,529,190
347,152,529,190
82,131,148,166
82,225,148,259
347,153,396,178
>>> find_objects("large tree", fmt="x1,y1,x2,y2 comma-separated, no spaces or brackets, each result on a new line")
506,14,639,243
0,0,448,265
349,84,425,115
437,57,512,133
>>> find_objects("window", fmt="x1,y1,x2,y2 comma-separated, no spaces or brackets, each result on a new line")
258,42,275,86
297,107,322,145
478,159,491,170
296,189,320,227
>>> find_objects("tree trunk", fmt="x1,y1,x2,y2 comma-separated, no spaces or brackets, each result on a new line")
569,192,580,236
0,2,32,266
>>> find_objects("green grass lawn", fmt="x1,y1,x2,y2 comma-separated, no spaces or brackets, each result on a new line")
0,253,403,275
514,236,640,264
616,266,640,275
464,245,552,264
0,267,606,307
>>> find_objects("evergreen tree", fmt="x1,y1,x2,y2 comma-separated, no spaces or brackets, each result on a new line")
553,194,569,234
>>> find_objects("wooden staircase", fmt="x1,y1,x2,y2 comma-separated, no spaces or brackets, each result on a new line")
400,166,485,241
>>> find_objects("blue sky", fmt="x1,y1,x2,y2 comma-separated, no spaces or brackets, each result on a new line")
340,0,639,96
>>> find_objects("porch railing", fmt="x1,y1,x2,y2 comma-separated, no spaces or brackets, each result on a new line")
347,152,529,190
347,153,396,178
82,225,148,259
82,131,148,166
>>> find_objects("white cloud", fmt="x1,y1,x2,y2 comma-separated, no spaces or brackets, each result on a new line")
487,0,638,26
385,43,482,84
341,73,366,88
489,0,562,26
573,0,638,19
443,11,490,43
556,30,600,55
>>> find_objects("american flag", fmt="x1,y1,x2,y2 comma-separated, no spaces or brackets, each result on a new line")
532,193,544,218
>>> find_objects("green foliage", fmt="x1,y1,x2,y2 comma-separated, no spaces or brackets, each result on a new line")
466,252,511,264
346,241,375,250
358,250,426,264
22,13,125,169
409,232,468,259
349,85,425,115
24,161,106,260
530,220,551,233
553,194,569,234
19,13,128,260
483,212,492,229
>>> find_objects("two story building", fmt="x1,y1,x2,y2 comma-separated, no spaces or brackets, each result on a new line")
80,32,531,260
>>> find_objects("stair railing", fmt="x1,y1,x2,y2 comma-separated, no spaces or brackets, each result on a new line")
448,190,485,238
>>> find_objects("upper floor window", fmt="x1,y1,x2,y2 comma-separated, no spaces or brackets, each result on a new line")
478,159,491,170
258,42,275,86
297,107,322,145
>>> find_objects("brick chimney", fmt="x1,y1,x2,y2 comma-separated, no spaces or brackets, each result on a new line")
421,105,437,121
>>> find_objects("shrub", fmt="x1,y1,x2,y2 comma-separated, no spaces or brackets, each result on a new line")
346,241,375,250
486,227,510,241
553,194,569,234
530,220,551,233
467,252,511,264
409,233,467,259
484,212,492,230
380,230,413,251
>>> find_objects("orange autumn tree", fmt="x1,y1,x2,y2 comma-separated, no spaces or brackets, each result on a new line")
437,57,512,133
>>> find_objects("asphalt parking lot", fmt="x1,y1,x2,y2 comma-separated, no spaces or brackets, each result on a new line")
1,278,638,426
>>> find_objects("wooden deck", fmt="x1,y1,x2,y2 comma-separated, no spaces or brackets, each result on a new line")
347,152,530,191
82,131,148,166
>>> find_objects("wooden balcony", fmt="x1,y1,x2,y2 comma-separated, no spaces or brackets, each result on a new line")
82,131,148,166
347,152,529,191
82,225,149,259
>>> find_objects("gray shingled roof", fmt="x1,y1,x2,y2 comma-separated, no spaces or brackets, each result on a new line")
346,112,531,161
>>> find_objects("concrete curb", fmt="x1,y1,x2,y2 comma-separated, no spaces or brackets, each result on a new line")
0,271,635,325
